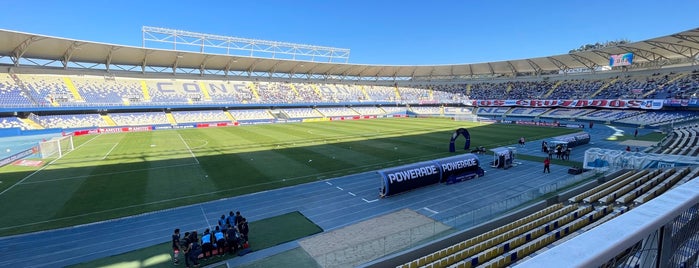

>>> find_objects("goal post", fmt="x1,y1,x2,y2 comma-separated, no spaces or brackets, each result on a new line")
39,135,74,159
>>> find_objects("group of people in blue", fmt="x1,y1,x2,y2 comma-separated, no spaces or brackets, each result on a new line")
171,211,250,267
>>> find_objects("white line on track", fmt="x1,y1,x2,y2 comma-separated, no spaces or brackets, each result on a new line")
101,142,119,160
348,192,356,196
422,207,439,215
336,186,344,191
178,132,199,164
200,206,212,229
325,181,333,185
362,198,378,203
0,134,101,197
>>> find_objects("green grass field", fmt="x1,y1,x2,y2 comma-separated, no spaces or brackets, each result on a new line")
0,118,579,236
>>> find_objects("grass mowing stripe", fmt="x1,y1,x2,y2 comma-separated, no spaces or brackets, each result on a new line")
0,118,584,236
0,134,102,197
67,211,323,268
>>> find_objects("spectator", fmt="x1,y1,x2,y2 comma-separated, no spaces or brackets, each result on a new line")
172,229,181,265
234,211,243,227
543,157,551,173
182,231,191,268
187,231,201,268
226,211,235,228
201,228,214,259
626,146,631,152
225,224,240,253
218,215,227,233
634,129,638,138
213,226,226,256
238,217,250,245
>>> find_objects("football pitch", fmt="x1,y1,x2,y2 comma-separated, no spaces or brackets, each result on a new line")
0,118,578,236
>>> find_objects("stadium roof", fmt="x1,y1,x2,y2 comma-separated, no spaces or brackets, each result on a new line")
0,28,698,80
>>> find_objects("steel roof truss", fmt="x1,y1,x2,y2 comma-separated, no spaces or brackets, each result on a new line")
525,59,542,74
568,54,597,69
645,40,698,59
11,35,45,66
617,45,668,62
546,57,569,71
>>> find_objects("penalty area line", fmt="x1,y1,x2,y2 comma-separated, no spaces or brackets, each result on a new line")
101,142,119,160
177,133,200,165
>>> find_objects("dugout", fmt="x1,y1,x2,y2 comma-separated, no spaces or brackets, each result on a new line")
490,147,514,169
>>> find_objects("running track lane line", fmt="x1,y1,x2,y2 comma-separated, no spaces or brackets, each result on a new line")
0,134,102,197
177,132,199,165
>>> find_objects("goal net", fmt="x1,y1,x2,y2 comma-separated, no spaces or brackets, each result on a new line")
39,135,74,159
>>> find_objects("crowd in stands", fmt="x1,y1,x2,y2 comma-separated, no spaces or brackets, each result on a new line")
1,69,699,109
172,210,250,267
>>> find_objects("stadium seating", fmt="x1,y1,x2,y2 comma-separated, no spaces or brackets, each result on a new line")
229,109,274,121
278,108,323,119
315,107,359,117
400,166,698,268
110,112,170,126
0,116,32,130
170,110,230,124
36,114,107,129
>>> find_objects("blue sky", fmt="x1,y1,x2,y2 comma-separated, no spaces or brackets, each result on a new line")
1,0,697,65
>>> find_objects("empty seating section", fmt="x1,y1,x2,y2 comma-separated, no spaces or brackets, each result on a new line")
475,107,510,116
364,85,397,101
315,107,359,117
400,165,699,268
0,117,32,130
505,108,550,118
280,108,322,119
381,106,408,114
410,106,441,115
70,76,142,104
318,84,366,102
576,109,643,122
398,86,429,102
0,73,33,107
650,125,699,156
36,114,106,129
615,111,697,127
18,74,73,105
351,106,385,115
228,109,274,121
170,110,229,124
109,112,169,126
539,108,595,119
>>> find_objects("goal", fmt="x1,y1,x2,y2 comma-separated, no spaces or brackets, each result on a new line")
39,135,74,159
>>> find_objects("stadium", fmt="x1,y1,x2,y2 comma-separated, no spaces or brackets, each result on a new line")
1,20,699,268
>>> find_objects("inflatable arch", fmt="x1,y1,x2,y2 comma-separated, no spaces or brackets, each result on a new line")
449,128,471,153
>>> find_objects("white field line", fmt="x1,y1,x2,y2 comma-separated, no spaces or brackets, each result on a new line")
178,133,199,164
0,134,101,197
362,198,378,203
101,142,119,160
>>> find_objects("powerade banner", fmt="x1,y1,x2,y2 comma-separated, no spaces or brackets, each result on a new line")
378,153,484,197
378,161,441,197
435,154,484,184
464,99,663,110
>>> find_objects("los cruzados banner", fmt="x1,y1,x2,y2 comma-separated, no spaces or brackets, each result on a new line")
464,99,664,110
